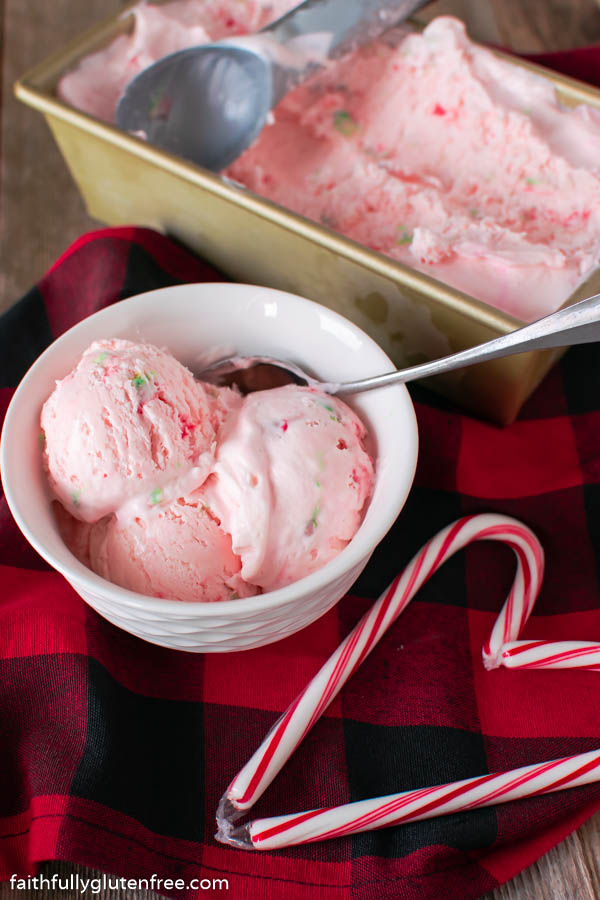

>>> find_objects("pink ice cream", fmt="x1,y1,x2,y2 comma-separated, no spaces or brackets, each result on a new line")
59,10,600,322
53,492,257,603
229,17,600,321
42,341,375,602
91,495,256,602
40,338,238,523
204,386,375,591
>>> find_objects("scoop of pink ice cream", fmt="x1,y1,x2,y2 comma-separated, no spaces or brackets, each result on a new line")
56,492,257,603
90,493,257,602
204,385,375,591
41,338,233,523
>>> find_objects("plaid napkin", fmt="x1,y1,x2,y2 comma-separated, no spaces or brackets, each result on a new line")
2,46,600,900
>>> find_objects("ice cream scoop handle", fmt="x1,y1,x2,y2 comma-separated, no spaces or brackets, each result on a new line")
335,292,600,394
266,0,430,60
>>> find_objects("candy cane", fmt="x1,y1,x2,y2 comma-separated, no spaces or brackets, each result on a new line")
239,749,600,849
501,640,600,670
215,514,600,851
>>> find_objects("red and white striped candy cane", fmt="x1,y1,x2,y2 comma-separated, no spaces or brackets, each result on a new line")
501,640,600,670
215,513,599,851
239,749,600,850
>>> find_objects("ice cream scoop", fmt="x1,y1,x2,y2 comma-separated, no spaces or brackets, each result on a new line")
87,494,258,603
201,291,600,395
203,385,375,591
115,0,429,170
40,338,235,523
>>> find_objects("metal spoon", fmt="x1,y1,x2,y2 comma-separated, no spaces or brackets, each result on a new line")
115,0,429,171
199,292,600,394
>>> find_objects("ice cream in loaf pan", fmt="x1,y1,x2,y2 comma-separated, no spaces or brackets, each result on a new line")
58,8,600,322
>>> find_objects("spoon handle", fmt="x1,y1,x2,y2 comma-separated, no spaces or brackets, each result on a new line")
334,292,600,394
266,0,429,47
264,0,429,100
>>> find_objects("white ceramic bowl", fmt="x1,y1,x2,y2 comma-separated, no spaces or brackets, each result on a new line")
1,283,418,652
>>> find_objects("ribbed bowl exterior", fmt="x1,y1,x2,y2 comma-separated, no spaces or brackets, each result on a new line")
68,560,368,652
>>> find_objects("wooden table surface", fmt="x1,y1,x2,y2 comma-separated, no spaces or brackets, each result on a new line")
2,1,600,897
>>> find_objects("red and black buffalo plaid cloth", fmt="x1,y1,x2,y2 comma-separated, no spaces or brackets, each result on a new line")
3,47,600,900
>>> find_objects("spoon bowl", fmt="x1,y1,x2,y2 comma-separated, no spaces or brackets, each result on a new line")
116,45,274,170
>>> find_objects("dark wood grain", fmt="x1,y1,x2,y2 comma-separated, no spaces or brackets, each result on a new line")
2,1,600,898
0,0,127,314
488,0,600,51
421,0,600,50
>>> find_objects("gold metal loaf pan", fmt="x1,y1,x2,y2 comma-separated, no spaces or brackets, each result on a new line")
15,6,600,424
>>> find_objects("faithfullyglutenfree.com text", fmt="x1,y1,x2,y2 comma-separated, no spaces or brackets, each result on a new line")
9,872,229,893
